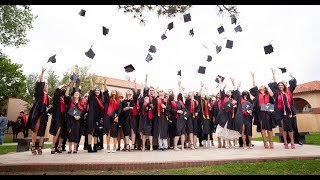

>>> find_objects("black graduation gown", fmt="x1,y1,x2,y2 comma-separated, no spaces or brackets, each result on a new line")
67,100,85,142
249,86,274,131
168,100,186,136
87,90,103,136
140,100,153,136
120,98,136,136
185,98,200,134
231,89,244,134
216,89,233,129
27,82,50,137
49,88,68,138
154,97,170,139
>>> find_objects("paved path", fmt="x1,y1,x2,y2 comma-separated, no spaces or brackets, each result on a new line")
1,141,319,172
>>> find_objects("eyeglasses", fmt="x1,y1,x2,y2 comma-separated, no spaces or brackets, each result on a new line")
159,91,164,92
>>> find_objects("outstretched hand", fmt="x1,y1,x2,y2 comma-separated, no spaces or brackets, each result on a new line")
271,68,275,74
41,66,46,73
250,71,255,77
201,81,204,87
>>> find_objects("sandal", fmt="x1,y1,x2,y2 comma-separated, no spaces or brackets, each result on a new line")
51,147,55,154
37,146,43,155
264,141,269,149
190,144,195,150
125,144,131,152
68,150,72,154
73,151,78,154
31,146,37,155
269,141,274,149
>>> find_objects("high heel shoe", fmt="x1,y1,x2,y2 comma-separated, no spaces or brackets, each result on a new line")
284,144,289,149
291,144,295,149
264,141,269,149
37,146,42,155
31,146,37,155
269,141,274,149
51,147,55,154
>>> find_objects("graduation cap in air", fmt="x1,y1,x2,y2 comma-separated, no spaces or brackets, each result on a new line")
102,26,109,36
216,45,222,54
234,25,242,32
189,28,194,37
226,40,233,49
264,44,274,54
242,101,254,112
161,34,167,40
223,100,233,112
79,9,86,17
148,45,157,53
198,66,206,74
215,75,225,83
177,70,181,76
217,26,225,34
167,22,174,30
231,15,237,25
145,53,153,62
183,13,191,23
124,64,135,73
207,55,212,62
279,67,287,73
85,48,95,59
48,55,56,63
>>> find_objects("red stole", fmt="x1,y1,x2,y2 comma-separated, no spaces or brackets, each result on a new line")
132,99,138,116
277,91,291,112
70,101,84,112
157,97,167,116
142,101,153,119
60,98,65,113
258,93,269,108
241,98,249,116
107,99,119,116
171,100,185,118
95,96,105,115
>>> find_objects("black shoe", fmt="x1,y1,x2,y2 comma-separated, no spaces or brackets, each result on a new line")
297,141,303,145
83,146,88,150
88,145,93,153
93,144,98,152
55,148,62,153
61,148,66,151
96,146,102,150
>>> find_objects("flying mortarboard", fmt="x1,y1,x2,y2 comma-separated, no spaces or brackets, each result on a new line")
242,101,254,112
148,45,157,53
183,13,191,23
124,64,135,73
216,45,222,54
226,40,233,49
145,53,153,62
198,66,206,74
231,15,237,25
102,26,109,36
167,22,174,30
234,25,242,32
79,9,86,17
189,28,194,37
207,55,212,62
217,26,225,34
215,75,225,83
279,67,287,73
223,100,233,112
161,34,167,40
177,70,181,76
264,44,274,54
85,48,95,59
48,55,56,63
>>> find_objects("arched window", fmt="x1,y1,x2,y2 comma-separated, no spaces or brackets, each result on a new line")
293,98,312,113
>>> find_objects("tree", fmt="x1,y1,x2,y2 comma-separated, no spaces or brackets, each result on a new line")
0,5,37,48
45,67,59,98
117,5,239,25
0,58,26,106
23,73,39,109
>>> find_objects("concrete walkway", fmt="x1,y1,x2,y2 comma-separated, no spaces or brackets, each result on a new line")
1,141,319,172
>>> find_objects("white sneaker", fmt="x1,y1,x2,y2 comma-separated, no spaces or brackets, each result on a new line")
112,149,116,153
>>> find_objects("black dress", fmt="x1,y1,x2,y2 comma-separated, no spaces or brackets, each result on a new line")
49,88,67,138
87,90,103,136
27,82,50,137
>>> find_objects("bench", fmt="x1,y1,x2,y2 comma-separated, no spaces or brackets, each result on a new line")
12,138,49,152
275,132,309,144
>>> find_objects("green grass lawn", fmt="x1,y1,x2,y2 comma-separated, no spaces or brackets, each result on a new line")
1,159,320,175
252,132,320,145
0,144,51,155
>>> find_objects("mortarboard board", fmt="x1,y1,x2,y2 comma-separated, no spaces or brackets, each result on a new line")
48,55,56,63
145,53,153,62
217,26,224,34
177,70,181,76
124,64,135,73
68,106,82,117
85,48,95,59
260,103,274,112
216,45,222,54
189,28,194,37
167,22,174,30
242,101,254,112
207,55,212,62
161,34,167,40
148,45,157,53
102,26,109,36
183,13,191,23
234,25,242,32
198,66,206,74
226,40,233,49
79,9,86,17
279,67,287,73
223,100,233,112
215,75,225,83
231,15,237,25
264,44,274,54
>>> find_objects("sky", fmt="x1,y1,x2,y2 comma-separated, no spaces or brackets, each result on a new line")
2,5,320,95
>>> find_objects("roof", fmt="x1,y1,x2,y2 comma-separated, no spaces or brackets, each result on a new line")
95,76,143,90
293,80,320,94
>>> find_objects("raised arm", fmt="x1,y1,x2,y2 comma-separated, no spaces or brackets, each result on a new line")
40,66,45,82
268,69,278,94
133,78,137,94
90,78,93,90
250,71,256,87
198,81,204,95
271,68,276,82
104,78,108,92
288,72,297,93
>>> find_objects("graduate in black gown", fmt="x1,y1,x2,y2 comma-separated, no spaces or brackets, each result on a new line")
197,81,211,148
185,90,200,150
49,82,70,154
268,69,297,149
141,96,154,151
239,90,254,149
27,66,51,155
211,92,226,148
249,72,275,149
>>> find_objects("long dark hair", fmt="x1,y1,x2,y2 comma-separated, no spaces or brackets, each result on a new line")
277,82,287,92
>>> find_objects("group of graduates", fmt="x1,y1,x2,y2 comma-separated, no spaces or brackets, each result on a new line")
26,66,302,155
